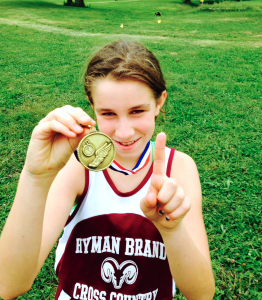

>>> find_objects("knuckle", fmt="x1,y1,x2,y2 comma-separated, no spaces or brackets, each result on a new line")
75,107,82,112
38,118,45,125
53,108,61,116
32,125,40,134
182,198,191,212
63,105,72,109
154,158,164,164
163,205,173,214
168,178,177,189
49,120,55,127
50,119,59,127
63,105,76,114
168,212,176,221
177,189,185,201
64,113,74,122
156,197,166,207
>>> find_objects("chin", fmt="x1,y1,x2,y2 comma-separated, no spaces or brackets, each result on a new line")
115,140,149,162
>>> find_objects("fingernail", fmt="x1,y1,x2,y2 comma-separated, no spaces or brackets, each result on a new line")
166,216,170,221
159,210,165,215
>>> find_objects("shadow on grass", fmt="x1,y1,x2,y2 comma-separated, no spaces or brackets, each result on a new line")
183,0,199,7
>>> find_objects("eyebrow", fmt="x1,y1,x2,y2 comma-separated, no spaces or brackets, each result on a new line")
96,104,151,113
130,104,151,110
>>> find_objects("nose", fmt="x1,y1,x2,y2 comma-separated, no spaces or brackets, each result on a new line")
115,117,135,141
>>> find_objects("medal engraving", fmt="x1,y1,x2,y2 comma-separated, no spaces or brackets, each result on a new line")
89,142,112,168
83,140,95,157
77,131,116,171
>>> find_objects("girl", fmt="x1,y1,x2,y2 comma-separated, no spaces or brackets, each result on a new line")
0,40,215,300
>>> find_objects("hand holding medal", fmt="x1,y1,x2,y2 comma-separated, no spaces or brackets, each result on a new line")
24,105,96,176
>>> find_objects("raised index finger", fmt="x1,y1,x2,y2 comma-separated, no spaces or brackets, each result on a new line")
153,132,166,176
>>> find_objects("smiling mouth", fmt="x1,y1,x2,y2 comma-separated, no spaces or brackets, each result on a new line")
115,138,140,146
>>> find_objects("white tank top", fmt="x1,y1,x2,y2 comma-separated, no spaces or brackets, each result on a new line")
55,147,175,300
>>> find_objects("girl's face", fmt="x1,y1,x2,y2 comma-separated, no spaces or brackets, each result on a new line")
91,77,166,167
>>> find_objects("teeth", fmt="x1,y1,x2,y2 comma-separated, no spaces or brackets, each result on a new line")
119,140,137,146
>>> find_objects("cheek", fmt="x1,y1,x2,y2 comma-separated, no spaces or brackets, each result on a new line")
96,117,114,134
137,115,155,133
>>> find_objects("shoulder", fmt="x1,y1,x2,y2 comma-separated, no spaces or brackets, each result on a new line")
171,150,199,180
170,150,201,201
169,151,212,266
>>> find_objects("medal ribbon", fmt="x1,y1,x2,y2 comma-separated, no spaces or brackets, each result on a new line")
109,141,151,175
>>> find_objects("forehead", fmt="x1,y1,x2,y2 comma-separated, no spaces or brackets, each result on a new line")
92,78,156,109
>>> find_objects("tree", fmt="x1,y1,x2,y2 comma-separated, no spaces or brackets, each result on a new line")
64,0,73,5
75,0,85,7
64,0,85,7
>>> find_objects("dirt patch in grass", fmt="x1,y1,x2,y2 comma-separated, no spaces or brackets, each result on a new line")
182,19,203,23
0,18,169,40
217,17,250,22
192,39,222,46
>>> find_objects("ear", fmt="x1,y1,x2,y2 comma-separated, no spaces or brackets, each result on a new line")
155,90,167,116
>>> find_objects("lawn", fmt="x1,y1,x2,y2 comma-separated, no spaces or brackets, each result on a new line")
0,0,261,299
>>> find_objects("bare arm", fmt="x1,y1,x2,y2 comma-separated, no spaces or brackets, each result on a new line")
36,154,85,277
161,151,214,300
0,169,57,299
0,106,94,299
140,133,215,300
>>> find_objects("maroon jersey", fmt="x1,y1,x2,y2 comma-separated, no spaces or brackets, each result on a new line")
55,147,175,300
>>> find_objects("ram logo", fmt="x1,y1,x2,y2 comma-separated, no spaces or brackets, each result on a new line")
101,257,138,289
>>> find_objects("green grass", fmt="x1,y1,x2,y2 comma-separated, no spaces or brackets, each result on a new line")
0,0,261,299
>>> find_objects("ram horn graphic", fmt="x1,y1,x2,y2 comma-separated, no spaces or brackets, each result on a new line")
101,257,138,289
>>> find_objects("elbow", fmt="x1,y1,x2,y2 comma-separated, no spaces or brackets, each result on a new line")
0,284,31,300
183,278,215,300
209,276,216,300
201,280,215,300
189,289,215,300
210,283,216,300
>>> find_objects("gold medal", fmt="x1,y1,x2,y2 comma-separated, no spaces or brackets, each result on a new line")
77,128,116,172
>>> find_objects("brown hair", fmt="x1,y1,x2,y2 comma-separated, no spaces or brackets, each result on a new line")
84,40,166,106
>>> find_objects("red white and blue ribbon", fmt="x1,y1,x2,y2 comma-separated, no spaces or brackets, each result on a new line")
74,140,152,175
109,141,151,175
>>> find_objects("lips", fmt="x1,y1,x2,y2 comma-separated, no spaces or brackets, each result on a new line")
119,139,139,146
114,138,140,148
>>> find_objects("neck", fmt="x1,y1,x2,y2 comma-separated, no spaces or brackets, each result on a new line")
114,155,139,170
109,141,152,176
115,141,152,170
107,151,153,181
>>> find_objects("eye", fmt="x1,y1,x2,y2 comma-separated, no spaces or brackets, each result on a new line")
131,110,144,114
102,112,116,116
